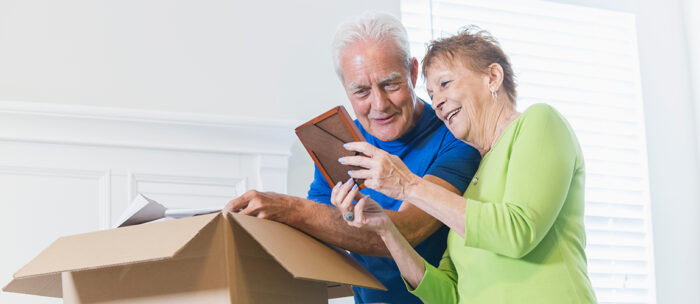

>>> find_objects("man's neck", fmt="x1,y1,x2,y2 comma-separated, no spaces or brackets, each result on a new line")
411,98,425,128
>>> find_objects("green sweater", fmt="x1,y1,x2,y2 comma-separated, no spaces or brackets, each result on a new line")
409,104,597,303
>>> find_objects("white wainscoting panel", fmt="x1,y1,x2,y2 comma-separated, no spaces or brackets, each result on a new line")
0,101,299,304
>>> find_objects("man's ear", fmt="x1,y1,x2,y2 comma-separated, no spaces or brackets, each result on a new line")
409,57,419,89
487,63,504,92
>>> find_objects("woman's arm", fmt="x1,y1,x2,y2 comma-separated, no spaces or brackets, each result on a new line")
378,219,426,288
403,179,469,237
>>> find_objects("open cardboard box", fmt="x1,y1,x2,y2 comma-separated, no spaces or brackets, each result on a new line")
3,212,385,303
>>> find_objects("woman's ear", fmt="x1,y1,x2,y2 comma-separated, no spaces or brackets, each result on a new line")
487,63,504,92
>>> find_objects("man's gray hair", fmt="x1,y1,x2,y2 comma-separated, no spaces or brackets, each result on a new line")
332,11,412,80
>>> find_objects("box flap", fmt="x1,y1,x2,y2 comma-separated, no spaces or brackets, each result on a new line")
11,213,219,281
2,273,62,298
227,212,385,291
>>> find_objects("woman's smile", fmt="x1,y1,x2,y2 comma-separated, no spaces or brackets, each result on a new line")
445,107,462,125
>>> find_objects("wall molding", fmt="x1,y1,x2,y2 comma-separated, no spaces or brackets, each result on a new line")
0,100,301,156
127,172,248,203
0,165,111,228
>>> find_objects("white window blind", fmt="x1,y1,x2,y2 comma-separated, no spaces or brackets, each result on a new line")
401,1,656,303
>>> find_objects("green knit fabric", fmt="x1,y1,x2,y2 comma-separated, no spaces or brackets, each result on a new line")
408,104,597,303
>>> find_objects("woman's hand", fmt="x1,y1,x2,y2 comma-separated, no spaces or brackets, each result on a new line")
331,177,391,234
340,142,422,201
332,178,428,289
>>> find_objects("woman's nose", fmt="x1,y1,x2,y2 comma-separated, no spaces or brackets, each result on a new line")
433,95,446,112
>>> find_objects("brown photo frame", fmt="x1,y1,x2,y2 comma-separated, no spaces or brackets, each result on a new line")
295,106,367,189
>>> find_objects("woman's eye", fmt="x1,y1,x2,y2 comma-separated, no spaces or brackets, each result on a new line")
440,80,451,88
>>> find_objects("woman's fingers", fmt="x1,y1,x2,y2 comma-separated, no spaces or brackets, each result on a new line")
343,141,379,157
353,196,368,226
340,183,359,214
330,181,342,207
331,178,353,207
347,169,373,180
339,155,375,169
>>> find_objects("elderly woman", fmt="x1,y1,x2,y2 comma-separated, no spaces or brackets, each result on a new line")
333,27,597,304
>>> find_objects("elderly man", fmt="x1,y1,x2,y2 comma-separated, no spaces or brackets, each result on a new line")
224,12,480,303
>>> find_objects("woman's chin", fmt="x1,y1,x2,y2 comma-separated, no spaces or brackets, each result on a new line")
447,125,468,142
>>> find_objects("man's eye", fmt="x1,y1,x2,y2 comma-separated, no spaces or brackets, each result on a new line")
440,80,451,88
385,82,399,90
354,89,369,96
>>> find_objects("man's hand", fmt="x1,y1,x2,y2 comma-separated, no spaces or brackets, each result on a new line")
223,190,299,224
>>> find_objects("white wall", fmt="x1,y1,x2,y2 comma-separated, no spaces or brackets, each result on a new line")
683,0,700,183
633,1,700,303
0,0,397,121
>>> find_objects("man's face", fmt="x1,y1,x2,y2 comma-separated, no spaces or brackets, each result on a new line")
338,40,419,142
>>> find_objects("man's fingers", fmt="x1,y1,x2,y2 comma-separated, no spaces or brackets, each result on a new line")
225,196,248,213
239,204,256,216
223,200,234,213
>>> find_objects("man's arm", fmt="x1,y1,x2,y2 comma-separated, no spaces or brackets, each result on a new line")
224,174,460,256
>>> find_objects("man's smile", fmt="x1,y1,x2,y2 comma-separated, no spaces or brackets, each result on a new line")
371,113,397,125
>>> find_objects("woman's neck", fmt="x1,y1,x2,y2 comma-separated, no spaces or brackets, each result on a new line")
476,99,519,157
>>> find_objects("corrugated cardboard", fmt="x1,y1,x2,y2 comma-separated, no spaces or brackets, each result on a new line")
3,212,385,303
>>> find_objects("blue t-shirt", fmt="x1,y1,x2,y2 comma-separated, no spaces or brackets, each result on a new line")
307,102,481,304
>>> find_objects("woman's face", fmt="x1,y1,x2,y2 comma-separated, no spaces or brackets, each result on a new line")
425,57,491,145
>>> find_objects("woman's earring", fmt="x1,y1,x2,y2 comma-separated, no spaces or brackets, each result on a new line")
490,87,497,103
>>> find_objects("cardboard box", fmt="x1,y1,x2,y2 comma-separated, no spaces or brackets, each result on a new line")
3,212,385,303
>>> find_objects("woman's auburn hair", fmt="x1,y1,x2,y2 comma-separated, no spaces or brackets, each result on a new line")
422,26,517,104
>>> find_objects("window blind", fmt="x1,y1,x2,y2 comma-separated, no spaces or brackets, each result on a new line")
401,1,656,303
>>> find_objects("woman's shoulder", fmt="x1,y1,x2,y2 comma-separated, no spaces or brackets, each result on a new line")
517,103,570,130
517,103,580,151
521,103,561,121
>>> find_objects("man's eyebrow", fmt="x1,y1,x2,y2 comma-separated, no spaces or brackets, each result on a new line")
347,72,402,91
378,72,402,84
348,82,369,91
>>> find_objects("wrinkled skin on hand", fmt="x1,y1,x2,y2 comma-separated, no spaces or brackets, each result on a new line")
340,141,421,201
330,177,392,234
223,190,297,223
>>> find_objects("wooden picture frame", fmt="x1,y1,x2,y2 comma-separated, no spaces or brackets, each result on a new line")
295,106,367,189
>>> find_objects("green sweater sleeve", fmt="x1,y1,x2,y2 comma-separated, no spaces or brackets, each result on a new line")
464,105,578,258
406,249,459,304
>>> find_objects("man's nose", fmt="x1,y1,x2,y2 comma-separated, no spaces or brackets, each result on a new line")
369,88,391,111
